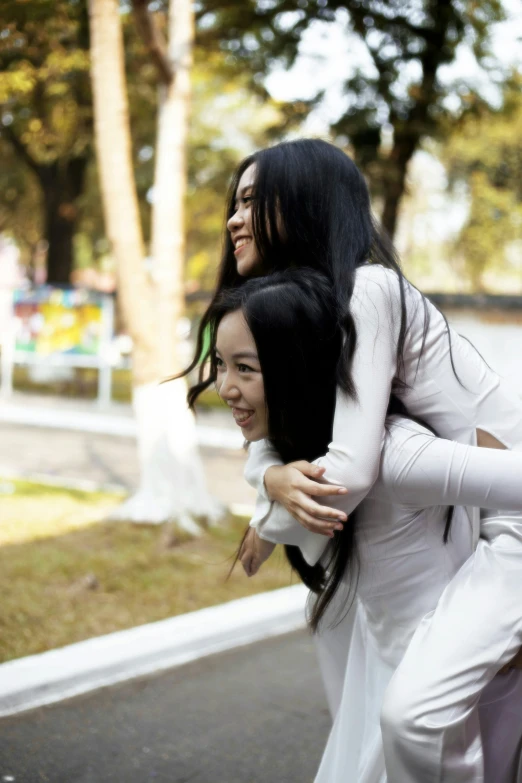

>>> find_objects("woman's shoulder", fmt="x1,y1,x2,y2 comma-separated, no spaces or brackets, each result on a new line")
353,263,402,303
355,262,397,282
354,263,421,297
353,263,428,330
351,264,406,327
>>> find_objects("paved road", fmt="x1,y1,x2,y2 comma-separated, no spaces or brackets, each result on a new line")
0,421,256,508
0,631,330,783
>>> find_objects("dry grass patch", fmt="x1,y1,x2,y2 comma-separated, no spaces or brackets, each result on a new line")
0,479,295,663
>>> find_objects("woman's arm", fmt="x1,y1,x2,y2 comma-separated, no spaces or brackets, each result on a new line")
310,267,401,502
238,528,276,577
243,440,283,500
376,418,522,509
251,418,522,568
245,441,348,534
247,265,402,531
249,493,331,567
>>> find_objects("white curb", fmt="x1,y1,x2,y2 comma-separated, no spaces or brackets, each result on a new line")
0,584,308,718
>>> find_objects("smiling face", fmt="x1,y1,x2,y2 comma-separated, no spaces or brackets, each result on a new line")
215,309,268,441
227,164,264,277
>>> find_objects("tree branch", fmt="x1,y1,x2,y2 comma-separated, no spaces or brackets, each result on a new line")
131,0,173,85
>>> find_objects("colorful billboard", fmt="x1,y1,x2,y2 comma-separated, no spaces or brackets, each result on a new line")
13,287,111,358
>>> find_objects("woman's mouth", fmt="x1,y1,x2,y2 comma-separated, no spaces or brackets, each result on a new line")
232,408,255,428
233,237,252,256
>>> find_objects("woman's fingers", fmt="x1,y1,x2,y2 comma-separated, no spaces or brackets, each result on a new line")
240,550,253,576
291,462,348,497
309,482,348,498
291,460,326,478
292,500,347,535
292,493,347,523
294,509,344,536
249,556,261,576
292,473,348,499
239,533,254,576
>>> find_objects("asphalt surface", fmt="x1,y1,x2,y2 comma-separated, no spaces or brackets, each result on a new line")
0,630,331,783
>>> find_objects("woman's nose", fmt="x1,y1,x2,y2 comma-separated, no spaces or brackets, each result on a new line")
227,209,244,233
218,374,240,402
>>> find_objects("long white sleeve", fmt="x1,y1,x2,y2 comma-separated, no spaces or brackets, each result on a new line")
374,419,522,510
252,418,522,567
246,264,401,540
311,266,401,512
243,440,282,500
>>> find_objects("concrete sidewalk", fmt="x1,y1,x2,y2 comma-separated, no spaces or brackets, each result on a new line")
0,391,243,448
0,392,255,507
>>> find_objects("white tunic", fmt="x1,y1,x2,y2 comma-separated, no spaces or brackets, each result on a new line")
245,264,522,781
246,264,522,551
257,418,522,781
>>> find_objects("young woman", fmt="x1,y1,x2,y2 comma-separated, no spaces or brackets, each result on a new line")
182,138,522,781
195,269,522,783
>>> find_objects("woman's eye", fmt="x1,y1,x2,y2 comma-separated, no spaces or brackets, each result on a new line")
215,357,224,369
234,196,253,211
237,363,253,373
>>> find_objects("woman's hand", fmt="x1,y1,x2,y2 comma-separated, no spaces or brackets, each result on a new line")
264,461,348,536
239,528,276,577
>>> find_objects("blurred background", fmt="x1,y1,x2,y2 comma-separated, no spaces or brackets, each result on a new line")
1,2,522,779
0,0,522,704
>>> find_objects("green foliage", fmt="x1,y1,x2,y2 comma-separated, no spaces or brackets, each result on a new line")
442,77,522,289
197,0,507,235
0,0,92,279
1,1,513,284
186,48,292,291
0,2,91,162
0,3,299,285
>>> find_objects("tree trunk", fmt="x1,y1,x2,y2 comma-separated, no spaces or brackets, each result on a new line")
152,4,191,380
88,0,222,529
111,0,223,528
380,133,417,240
88,0,157,387
40,157,88,284
45,204,76,284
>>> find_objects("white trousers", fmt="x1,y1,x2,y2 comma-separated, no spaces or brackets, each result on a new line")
381,512,522,783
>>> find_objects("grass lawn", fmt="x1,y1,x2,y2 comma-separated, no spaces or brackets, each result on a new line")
0,478,295,664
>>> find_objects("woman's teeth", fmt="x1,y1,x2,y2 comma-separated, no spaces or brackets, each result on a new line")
235,238,251,250
234,409,253,423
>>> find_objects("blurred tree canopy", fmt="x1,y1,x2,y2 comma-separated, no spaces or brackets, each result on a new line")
441,76,522,290
0,0,516,291
197,0,506,237
0,0,92,282
0,1,299,286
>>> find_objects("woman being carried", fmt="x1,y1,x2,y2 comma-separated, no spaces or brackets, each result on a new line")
190,269,522,782
181,138,522,781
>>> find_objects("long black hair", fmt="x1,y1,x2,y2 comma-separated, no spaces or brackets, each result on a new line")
191,268,356,631
189,268,453,632
182,138,415,407
176,139,459,627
